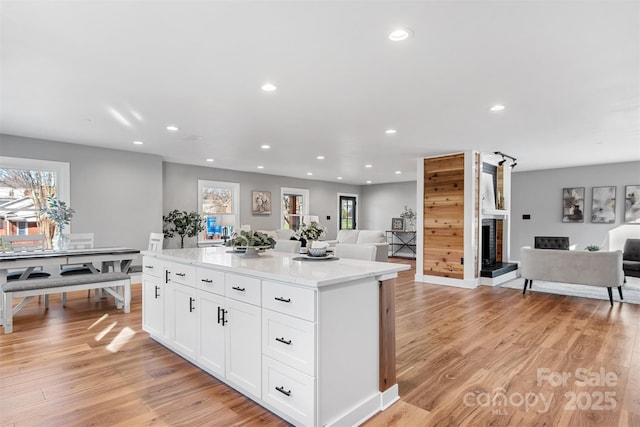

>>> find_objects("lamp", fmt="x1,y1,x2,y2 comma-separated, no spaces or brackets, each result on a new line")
219,214,236,243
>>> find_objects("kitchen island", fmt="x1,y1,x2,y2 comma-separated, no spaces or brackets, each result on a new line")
142,247,409,426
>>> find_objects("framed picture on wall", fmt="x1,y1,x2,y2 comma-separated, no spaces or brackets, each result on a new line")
624,185,640,223
391,217,404,231
591,186,616,223
251,191,272,215
562,187,585,223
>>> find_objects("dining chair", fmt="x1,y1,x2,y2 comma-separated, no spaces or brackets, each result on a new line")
333,243,377,261
60,233,97,276
123,232,164,276
274,239,302,254
1,234,51,280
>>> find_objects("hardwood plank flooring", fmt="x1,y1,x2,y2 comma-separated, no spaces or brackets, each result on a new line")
1,259,639,426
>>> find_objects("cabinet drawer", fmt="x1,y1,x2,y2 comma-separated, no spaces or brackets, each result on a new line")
142,256,162,278
167,263,196,286
262,309,315,376
225,273,260,306
262,356,315,427
197,268,225,295
262,281,316,322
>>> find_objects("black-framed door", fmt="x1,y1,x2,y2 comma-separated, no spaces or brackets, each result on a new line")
339,195,357,230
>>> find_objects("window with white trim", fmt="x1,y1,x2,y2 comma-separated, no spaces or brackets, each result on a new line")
198,180,240,239
281,187,309,231
0,156,70,240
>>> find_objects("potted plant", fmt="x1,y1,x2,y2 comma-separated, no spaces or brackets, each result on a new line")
225,230,275,257
163,209,205,248
297,221,326,247
40,196,75,250
400,206,416,231
585,245,600,252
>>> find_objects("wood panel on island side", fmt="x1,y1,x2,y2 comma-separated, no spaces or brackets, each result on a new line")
1,258,639,426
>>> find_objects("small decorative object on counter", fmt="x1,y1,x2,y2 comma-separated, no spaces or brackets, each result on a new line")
585,245,600,252
297,221,326,247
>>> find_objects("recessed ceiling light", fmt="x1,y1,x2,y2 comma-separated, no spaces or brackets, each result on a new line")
385,129,397,134
337,176,343,180
261,83,277,92
365,164,373,168
261,144,271,149
307,172,313,176
166,125,179,131
366,180,372,184
395,170,402,174
257,165,264,169
133,140,143,145
317,155,325,160
206,158,214,162
490,105,505,112
389,28,412,41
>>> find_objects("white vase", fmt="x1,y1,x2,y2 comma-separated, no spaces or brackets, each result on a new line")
52,230,70,251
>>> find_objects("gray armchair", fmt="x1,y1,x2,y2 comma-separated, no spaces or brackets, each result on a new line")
623,238,640,278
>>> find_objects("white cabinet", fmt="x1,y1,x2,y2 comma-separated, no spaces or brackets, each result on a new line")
142,275,164,338
197,290,225,377
171,282,198,360
225,298,261,399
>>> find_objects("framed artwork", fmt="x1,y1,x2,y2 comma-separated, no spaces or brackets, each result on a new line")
562,187,585,223
391,217,404,231
625,185,640,223
251,190,271,215
591,186,616,223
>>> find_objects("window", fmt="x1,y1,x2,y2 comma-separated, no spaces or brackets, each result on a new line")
281,187,309,231
339,194,358,230
198,180,240,239
0,156,70,239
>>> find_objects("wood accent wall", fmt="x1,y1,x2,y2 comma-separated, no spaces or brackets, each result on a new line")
423,154,465,279
496,165,504,262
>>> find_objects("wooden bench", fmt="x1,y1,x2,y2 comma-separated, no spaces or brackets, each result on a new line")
2,272,131,334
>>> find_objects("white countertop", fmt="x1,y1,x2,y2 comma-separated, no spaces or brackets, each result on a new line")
143,247,410,288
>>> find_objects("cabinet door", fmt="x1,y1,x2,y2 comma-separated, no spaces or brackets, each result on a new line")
225,299,262,399
142,276,164,337
172,282,198,360
197,291,226,377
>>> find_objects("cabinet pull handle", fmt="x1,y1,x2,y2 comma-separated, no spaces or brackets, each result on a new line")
201,279,213,283
274,297,291,303
165,270,170,283
176,272,186,277
145,265,154,269
275,337,292,345
154,285,160,299
275,386,291,397
217,306,222,324
232,286,245,292
222,309,228,325
189,297,195,312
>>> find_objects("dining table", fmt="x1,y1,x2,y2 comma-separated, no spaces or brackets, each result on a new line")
0,246,140,326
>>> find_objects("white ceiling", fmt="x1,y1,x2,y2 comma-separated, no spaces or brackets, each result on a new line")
1,1,638,185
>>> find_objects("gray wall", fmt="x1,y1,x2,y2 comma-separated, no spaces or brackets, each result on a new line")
511,161,640,258
0,134,163,250
360,181,417,231
163,162,361,248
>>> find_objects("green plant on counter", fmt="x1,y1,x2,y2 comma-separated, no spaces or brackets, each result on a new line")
225,230,276,249
585,245,600,252
163,209,205,248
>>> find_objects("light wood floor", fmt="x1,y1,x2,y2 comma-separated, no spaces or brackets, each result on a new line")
1,259,639,426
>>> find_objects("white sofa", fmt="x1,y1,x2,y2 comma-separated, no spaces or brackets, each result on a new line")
257,229,295,241
520,247,625,306
325,230,389,262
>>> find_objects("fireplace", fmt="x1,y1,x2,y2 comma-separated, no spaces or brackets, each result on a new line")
482,219,496,266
